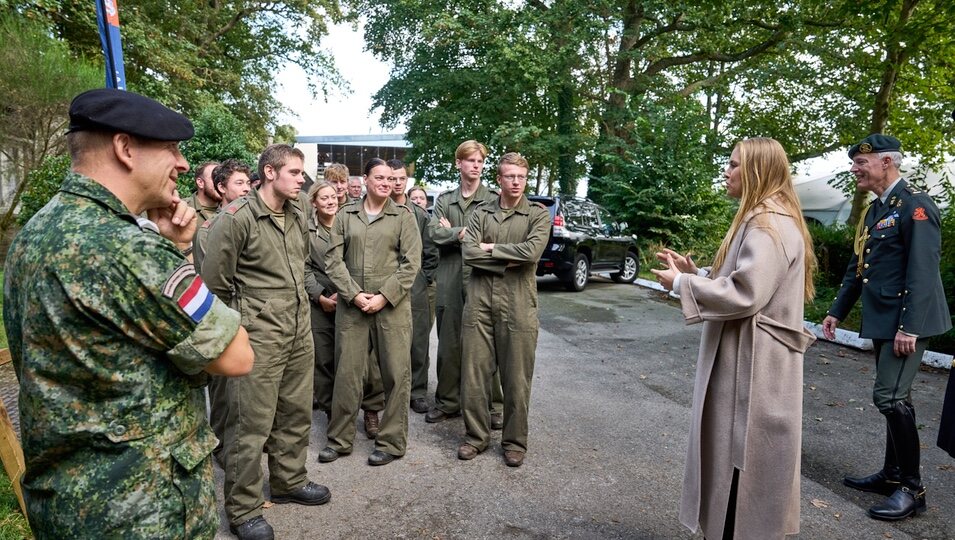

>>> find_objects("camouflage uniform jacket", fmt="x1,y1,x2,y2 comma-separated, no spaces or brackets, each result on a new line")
3,172,241,538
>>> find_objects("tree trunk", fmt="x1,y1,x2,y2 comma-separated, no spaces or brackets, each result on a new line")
846,0,919,225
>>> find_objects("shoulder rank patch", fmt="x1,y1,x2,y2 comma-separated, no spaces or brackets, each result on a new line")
913,207,928,221
162,263,197,298
201,218,213,229
135,216,160,234
177,275,215,323
119,214,161,234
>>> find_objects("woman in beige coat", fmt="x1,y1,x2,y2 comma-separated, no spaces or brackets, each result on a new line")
653,137,817,539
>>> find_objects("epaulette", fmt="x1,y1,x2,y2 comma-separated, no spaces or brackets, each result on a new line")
904,184,922,195
201,218,214,229
436,189,455,199
531,201,546,209
119,213,160,234
224,197,250,215
397,203,413,213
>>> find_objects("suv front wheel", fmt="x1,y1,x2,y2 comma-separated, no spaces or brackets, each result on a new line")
611,251,639,283
564,254,590,292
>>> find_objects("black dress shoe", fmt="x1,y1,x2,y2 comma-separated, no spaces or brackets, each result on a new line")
318,447,341,463
490,413,504,430
410,398,429,414
230,516,274,540
425,408,460,423
843,469,900,496
868,485,926,521
271,481,331,506
368,450,401,466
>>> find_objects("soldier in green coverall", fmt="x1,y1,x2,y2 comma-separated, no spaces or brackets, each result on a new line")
3,88,254,538
319,158,421,466
203,145,331,540
185,160,221,226
823,134,952,522
455,153,551,468
386,159,439,414
427,140,504,428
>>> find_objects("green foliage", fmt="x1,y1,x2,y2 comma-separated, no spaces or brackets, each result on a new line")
932,209,955,353
11,1,344,145
0,468,30,540
356,0,597,190
178,103,258,197
808,221,855,288
17,155,70,227
589,97,734,261
0,13,101,237
273,124,298,146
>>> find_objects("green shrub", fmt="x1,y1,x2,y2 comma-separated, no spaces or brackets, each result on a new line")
17,155,70,227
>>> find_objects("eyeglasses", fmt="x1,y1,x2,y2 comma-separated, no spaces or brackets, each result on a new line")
500,175,527,182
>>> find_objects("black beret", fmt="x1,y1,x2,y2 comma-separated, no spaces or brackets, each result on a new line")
848,134,901,158
67,88,194,141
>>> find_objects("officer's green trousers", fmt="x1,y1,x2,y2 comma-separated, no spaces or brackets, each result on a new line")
434,297,504,415
410,272,432,400
872,338,928,413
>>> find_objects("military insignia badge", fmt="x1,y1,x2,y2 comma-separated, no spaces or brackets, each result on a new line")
177,276,215,323
913,207,928,221
162,264,197,298
859,142,873,154
876,214,898,230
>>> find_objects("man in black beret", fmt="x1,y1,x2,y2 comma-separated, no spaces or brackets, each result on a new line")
823,133,951,521
3,88,255,537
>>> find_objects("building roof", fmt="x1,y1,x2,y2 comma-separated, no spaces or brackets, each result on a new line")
295,134,410,148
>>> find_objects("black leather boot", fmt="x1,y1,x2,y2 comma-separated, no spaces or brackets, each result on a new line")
843,416,900,496
868,401,926,521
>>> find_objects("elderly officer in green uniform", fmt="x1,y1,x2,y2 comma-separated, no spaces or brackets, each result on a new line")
387,158,440,413
319,158,421,466
823,134,951,521
3,88,255,537
427,140,505,427
203,144,330,540
455,152,550,467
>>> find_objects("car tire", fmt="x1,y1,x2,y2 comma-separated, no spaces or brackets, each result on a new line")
564,254,590,292
611,251,639,283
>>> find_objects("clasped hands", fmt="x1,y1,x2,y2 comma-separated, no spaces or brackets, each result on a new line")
353,292,388,314
650,248,698,291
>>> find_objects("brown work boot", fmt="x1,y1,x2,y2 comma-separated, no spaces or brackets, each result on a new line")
363,410,380,439
504,450,525,467
457,443,480,460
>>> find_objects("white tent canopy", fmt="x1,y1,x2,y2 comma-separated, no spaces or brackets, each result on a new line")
796,161,954,226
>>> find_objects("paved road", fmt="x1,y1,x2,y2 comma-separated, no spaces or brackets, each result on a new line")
214,277,954,539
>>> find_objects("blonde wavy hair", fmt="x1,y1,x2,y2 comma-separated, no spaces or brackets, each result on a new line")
711,137,816,300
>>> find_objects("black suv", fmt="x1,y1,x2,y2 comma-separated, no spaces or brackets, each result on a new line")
530,195,639,291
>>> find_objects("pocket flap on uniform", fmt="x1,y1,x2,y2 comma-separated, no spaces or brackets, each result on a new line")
170,425,218,471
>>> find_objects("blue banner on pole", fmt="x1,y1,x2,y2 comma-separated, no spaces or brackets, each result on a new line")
95,0,126,90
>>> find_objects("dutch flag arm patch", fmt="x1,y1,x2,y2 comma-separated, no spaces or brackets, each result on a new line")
177,276,216,323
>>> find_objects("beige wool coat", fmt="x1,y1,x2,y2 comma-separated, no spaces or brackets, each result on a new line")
677,200,816,540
